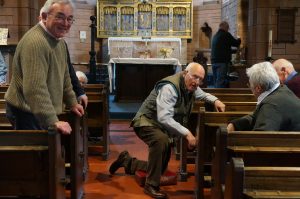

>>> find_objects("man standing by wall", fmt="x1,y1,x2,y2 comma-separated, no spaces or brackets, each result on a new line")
211,21,241,88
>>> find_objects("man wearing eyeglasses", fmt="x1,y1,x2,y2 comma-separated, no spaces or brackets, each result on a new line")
109,62,225,199
5,0,84,134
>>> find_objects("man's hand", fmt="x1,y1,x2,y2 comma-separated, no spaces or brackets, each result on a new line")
55,121,72,135
227,123,235,132
78,95,88,109
71,104,84,117
214,99,225,112
185,132,196,150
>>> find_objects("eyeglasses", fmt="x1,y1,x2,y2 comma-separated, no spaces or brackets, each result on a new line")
187,73,203,84
48,13,75,24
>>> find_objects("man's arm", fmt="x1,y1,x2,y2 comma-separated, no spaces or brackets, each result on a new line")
156,84,190,136
156,84,196,148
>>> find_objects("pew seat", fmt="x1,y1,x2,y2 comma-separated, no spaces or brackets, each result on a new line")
225,157,300,199
211,127,300,199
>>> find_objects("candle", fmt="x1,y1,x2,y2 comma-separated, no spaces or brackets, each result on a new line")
268,30,272,57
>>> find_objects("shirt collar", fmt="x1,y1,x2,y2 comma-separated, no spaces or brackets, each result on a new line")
257,82,280,105
39,21,62,40
284,71,298,84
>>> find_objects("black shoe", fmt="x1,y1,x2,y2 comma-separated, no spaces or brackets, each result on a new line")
144,184,167,199
109,151,129,175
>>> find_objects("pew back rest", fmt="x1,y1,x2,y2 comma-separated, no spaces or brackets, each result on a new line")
210,93,256,102
0,129,65,199
193,101,257,112
83,84,106,93
224,157,300,199
202,88,252,94
228,131,300,148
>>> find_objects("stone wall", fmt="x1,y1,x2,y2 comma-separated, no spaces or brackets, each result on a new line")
247,0,300,70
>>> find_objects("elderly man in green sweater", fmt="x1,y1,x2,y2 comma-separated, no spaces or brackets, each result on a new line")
5,0,84,134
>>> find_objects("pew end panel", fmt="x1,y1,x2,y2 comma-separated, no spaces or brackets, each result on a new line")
0,129,66,199
85,84,110,160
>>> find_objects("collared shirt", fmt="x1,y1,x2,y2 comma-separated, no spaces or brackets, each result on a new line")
285,71,298,84
156,84,218,136
257,83,280,105
0,51,7,83
39,21,62,40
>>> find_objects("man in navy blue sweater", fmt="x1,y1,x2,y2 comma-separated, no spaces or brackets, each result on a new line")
211,21,241,88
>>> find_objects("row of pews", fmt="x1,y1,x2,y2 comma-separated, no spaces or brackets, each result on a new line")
0,84,109,198
178,87,300,199
0,112,88,199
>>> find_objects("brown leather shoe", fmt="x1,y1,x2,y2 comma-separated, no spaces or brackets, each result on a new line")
144,184,167,199
109,151,129,174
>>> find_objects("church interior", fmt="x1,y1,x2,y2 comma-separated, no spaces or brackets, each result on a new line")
1,0,300,198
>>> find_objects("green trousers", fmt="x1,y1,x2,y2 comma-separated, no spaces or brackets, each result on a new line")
131,126,172,187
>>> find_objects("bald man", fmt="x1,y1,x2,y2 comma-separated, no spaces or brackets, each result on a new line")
109,62,225,199
272,58,300,98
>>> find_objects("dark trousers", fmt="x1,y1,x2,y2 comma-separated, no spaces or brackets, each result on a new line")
212,62,229,88
6,103,44,130
133,126,172,187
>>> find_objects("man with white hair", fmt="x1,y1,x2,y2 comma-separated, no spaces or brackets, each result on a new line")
5,0,84,134
109,62,226,199
227,61,300,131
272,58,300,98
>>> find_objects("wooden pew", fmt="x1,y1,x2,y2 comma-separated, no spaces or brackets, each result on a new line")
83,83,106,93
0,128,66,199
193,101,256,112
85,84,110,160
0,85,8,92
176,101,256,161
0,109,13,129
0,92,5,99
210,93,256,102
59,112,89,199
191,108,251,199
202,87,251,94
211,127,300,199
224,157,300,199
180,105,253,180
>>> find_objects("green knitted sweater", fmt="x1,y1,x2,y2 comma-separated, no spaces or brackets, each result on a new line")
5,24,77,128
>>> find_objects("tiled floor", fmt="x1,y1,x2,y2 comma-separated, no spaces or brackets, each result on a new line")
83,120,210,198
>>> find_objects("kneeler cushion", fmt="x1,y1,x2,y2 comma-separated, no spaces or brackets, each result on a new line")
135,170,177,187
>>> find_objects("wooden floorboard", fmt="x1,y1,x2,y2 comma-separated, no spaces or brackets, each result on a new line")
83,119,211,198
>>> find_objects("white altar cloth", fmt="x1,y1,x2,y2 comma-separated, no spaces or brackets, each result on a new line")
108,37,182,55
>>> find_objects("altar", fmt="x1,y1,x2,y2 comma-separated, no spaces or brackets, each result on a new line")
108,58,181,102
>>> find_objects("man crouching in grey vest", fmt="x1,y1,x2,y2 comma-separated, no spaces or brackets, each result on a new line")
109,62,226,199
